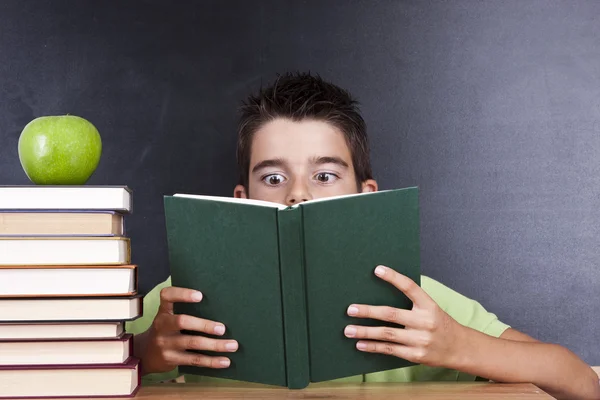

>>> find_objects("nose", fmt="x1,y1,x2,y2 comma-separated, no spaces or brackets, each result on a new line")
285,179,313,206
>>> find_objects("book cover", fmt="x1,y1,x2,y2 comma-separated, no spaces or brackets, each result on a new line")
164,187,420,388
166,196,287,386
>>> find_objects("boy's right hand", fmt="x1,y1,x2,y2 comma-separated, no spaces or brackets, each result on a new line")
139,286,238,375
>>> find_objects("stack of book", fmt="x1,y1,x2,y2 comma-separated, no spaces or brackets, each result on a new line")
0,186,142,398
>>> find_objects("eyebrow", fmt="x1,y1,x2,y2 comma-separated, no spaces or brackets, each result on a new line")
251,158,288,174
310,156,349,168
251,156,350,174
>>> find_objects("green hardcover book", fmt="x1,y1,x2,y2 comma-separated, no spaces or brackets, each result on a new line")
164,187,421,389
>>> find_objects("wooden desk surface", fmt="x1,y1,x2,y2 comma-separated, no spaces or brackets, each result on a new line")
117,382,554,400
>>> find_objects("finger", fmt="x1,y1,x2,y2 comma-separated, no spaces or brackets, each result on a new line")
159,313,228,336
344,325,420,347
166,350,232,369
355,340,418,362
175,334,238,353
158,286,203,314
347,304,417,327
374,265,432,307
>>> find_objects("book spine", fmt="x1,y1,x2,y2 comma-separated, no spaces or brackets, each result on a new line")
277,208,310,389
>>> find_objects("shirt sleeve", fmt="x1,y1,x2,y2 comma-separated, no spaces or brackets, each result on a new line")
421,275,511,382
421,275,510,338
125,276,180,383
125,276,171,335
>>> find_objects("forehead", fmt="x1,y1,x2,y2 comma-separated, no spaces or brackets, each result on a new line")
249,119,353,164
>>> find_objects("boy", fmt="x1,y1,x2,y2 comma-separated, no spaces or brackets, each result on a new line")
126,72,600,400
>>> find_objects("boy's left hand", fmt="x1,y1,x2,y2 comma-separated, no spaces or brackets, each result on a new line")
345,265,464,368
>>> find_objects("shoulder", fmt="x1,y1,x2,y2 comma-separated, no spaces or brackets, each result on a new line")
420,275,510,337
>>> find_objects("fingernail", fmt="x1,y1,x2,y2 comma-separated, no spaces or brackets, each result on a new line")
347,306,359,316
220,359,230,367
214,325,225,335
375,266,386,276
225,342,238,351
191,291,203,302
357,342,367,350
344,326,357,337
348,306,358,315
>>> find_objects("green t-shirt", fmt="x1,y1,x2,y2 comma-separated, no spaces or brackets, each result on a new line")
126,275,509,385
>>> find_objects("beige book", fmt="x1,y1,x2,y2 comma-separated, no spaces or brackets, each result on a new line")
0,211,124,236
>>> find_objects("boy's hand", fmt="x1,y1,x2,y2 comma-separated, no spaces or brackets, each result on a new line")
140,286,238,374
345,265,463,368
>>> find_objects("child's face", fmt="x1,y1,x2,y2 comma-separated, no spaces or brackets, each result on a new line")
234,118,377,206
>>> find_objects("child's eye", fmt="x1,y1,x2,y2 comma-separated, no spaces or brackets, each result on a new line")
262,174,286,186
314,172,339,183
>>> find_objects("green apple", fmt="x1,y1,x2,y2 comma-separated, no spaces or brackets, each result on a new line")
18,115,102,185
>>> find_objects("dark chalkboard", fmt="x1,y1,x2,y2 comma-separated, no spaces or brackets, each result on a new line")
0,0,598,365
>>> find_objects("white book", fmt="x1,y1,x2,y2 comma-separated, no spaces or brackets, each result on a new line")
0,296,141,322
0,357,139,398
0,265,136,296
0,186,132,212
0,237,130,265
0,322,124,340
0,334,132,365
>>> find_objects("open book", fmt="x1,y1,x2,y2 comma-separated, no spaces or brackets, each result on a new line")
164,187,421,389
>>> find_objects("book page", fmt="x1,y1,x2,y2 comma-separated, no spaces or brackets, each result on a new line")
173,188,407,209
173,193,288,209
297,189,395,205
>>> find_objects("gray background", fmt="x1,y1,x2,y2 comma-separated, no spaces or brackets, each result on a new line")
0,0,598,365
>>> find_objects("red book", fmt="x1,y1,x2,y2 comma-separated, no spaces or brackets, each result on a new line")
0,321,124,340
0,357,140,398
